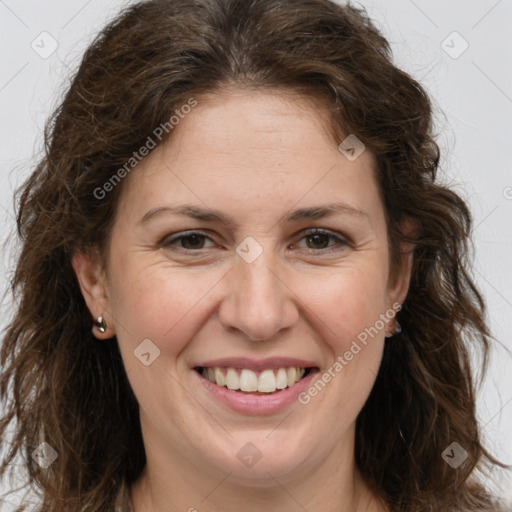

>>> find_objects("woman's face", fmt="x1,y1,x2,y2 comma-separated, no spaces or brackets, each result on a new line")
75,90,410,484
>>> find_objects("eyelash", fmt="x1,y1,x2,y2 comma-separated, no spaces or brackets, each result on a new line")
160,228,350,254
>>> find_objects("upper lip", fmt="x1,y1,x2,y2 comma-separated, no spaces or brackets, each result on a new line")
193,357,319,372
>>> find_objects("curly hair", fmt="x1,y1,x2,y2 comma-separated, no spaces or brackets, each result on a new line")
1,0,509,511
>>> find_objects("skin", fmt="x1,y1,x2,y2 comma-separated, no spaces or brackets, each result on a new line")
73,89,412,512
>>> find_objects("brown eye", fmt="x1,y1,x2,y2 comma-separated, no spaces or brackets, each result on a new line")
306,233,331,250
179,234,206,250
162,231,215,251
294,229,350,253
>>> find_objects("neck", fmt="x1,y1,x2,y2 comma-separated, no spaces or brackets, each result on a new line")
130,417,388,512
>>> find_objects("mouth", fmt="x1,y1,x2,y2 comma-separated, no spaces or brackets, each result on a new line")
193,366,316,395
192,358,321,414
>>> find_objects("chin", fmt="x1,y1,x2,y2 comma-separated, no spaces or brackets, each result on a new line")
204,435,317,485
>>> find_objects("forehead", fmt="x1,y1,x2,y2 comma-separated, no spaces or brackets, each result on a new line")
166,89,340,160
115,90,380,226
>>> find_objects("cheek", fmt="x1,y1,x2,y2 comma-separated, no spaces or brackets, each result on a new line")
298,263,388,407
107,259,221,359
298,269,388,415
302,263,389,352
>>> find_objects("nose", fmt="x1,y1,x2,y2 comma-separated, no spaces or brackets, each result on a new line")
217,249,299,341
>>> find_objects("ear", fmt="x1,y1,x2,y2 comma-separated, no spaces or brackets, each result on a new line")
71,249,115,339
387,241,414,307
386,223,416,330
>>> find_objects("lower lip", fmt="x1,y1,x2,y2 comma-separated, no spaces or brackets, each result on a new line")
194,368,319,415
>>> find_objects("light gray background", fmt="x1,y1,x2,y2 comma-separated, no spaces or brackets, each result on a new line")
0,0,511,505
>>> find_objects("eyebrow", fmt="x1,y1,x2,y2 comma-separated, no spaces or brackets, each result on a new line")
140,202,369,226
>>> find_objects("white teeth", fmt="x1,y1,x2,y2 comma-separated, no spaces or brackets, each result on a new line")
276,368,288,389
214,367,225,387
200,366,308,393
225,368,239,390
239,369,258,392
257,369,276,392
287,367,297,387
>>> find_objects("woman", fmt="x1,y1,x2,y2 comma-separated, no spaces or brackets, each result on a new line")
0,0,510,510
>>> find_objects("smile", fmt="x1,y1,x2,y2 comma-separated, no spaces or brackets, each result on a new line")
196,366,310,393
193,363,319,414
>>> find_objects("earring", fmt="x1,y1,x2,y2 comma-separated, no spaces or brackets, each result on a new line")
385,321,402,338
94,316,107,333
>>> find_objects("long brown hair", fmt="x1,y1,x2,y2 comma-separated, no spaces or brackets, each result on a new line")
1,0,510,510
